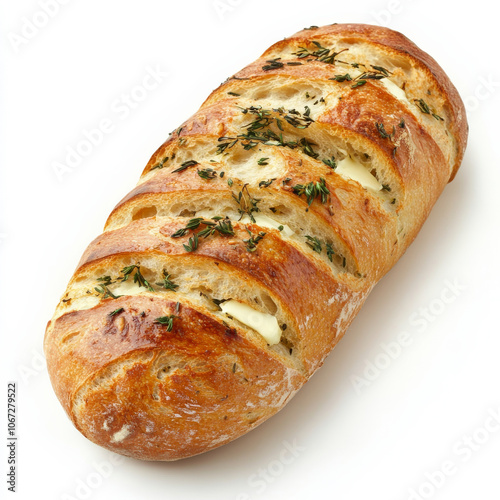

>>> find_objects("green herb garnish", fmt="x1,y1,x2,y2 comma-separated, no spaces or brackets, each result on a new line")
292,178,330,206
156,270,179,292
172,160,199,173
243,229,266,252
197,168,218,180
120,264,154,292
154,315,176,331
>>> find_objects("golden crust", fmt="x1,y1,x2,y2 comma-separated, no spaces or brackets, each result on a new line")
45,23,468,460
45,296,306,460
262,23,468,179
76,217,368,372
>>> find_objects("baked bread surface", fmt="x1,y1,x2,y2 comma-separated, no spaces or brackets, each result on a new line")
44,23,468,460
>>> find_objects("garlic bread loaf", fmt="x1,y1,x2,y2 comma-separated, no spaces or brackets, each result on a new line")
44,23,468,460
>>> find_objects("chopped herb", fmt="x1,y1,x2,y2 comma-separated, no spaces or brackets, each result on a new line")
375,122,395,140
108,308,124,317
282,107,314,129
330,73,352,82
257,157,269,165
172,217,234,241
121,264,154,292
243,228,266,252
259,178,276,188
154,315,176,331
322,156,337,169
297,137,319,158
399,118,406,128
232,184,261,222
305,235,322,253
292,178,330,206
171,217,204,238
414,98,430,114
286,61,303,66
150,156,169,171
351,80,367,88
197,168,218,180
183,233,199,252
382,184,391,192
262,58,284,71
371,65,391,76
96,275,114,286
198,218,235,238
172,160,198,173
326,243,335,262
227,178,233,187
292,42,348,65
227,91,240,96
155,270,179,292
414,98,443,120
216,137,238,155
94,283,121,299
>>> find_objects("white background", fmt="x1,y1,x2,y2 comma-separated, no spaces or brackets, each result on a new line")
1,1,499,499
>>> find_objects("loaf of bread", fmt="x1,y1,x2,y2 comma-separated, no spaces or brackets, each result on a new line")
44,23,468,460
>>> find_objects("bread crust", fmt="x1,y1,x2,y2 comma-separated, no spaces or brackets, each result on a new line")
45,23,468,460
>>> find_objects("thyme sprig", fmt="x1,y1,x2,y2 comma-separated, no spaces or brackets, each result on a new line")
172,160,199,173
292,178,330,206
197,168,218,180
243,228,266,252
304,236,337,263
262,58,284,71
232,184,261,222
259,178,276,188
414,98,444,121
171,217,235,239
150,156,169,171
121,264,155,292
183,233,199,252
375,122,396,140
241,105,315,131
154,315,176,331
329,65,391,89
322,156,337,169
94,263,155,298
155,270,179,292
292,41,348,65
95,278,121,299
